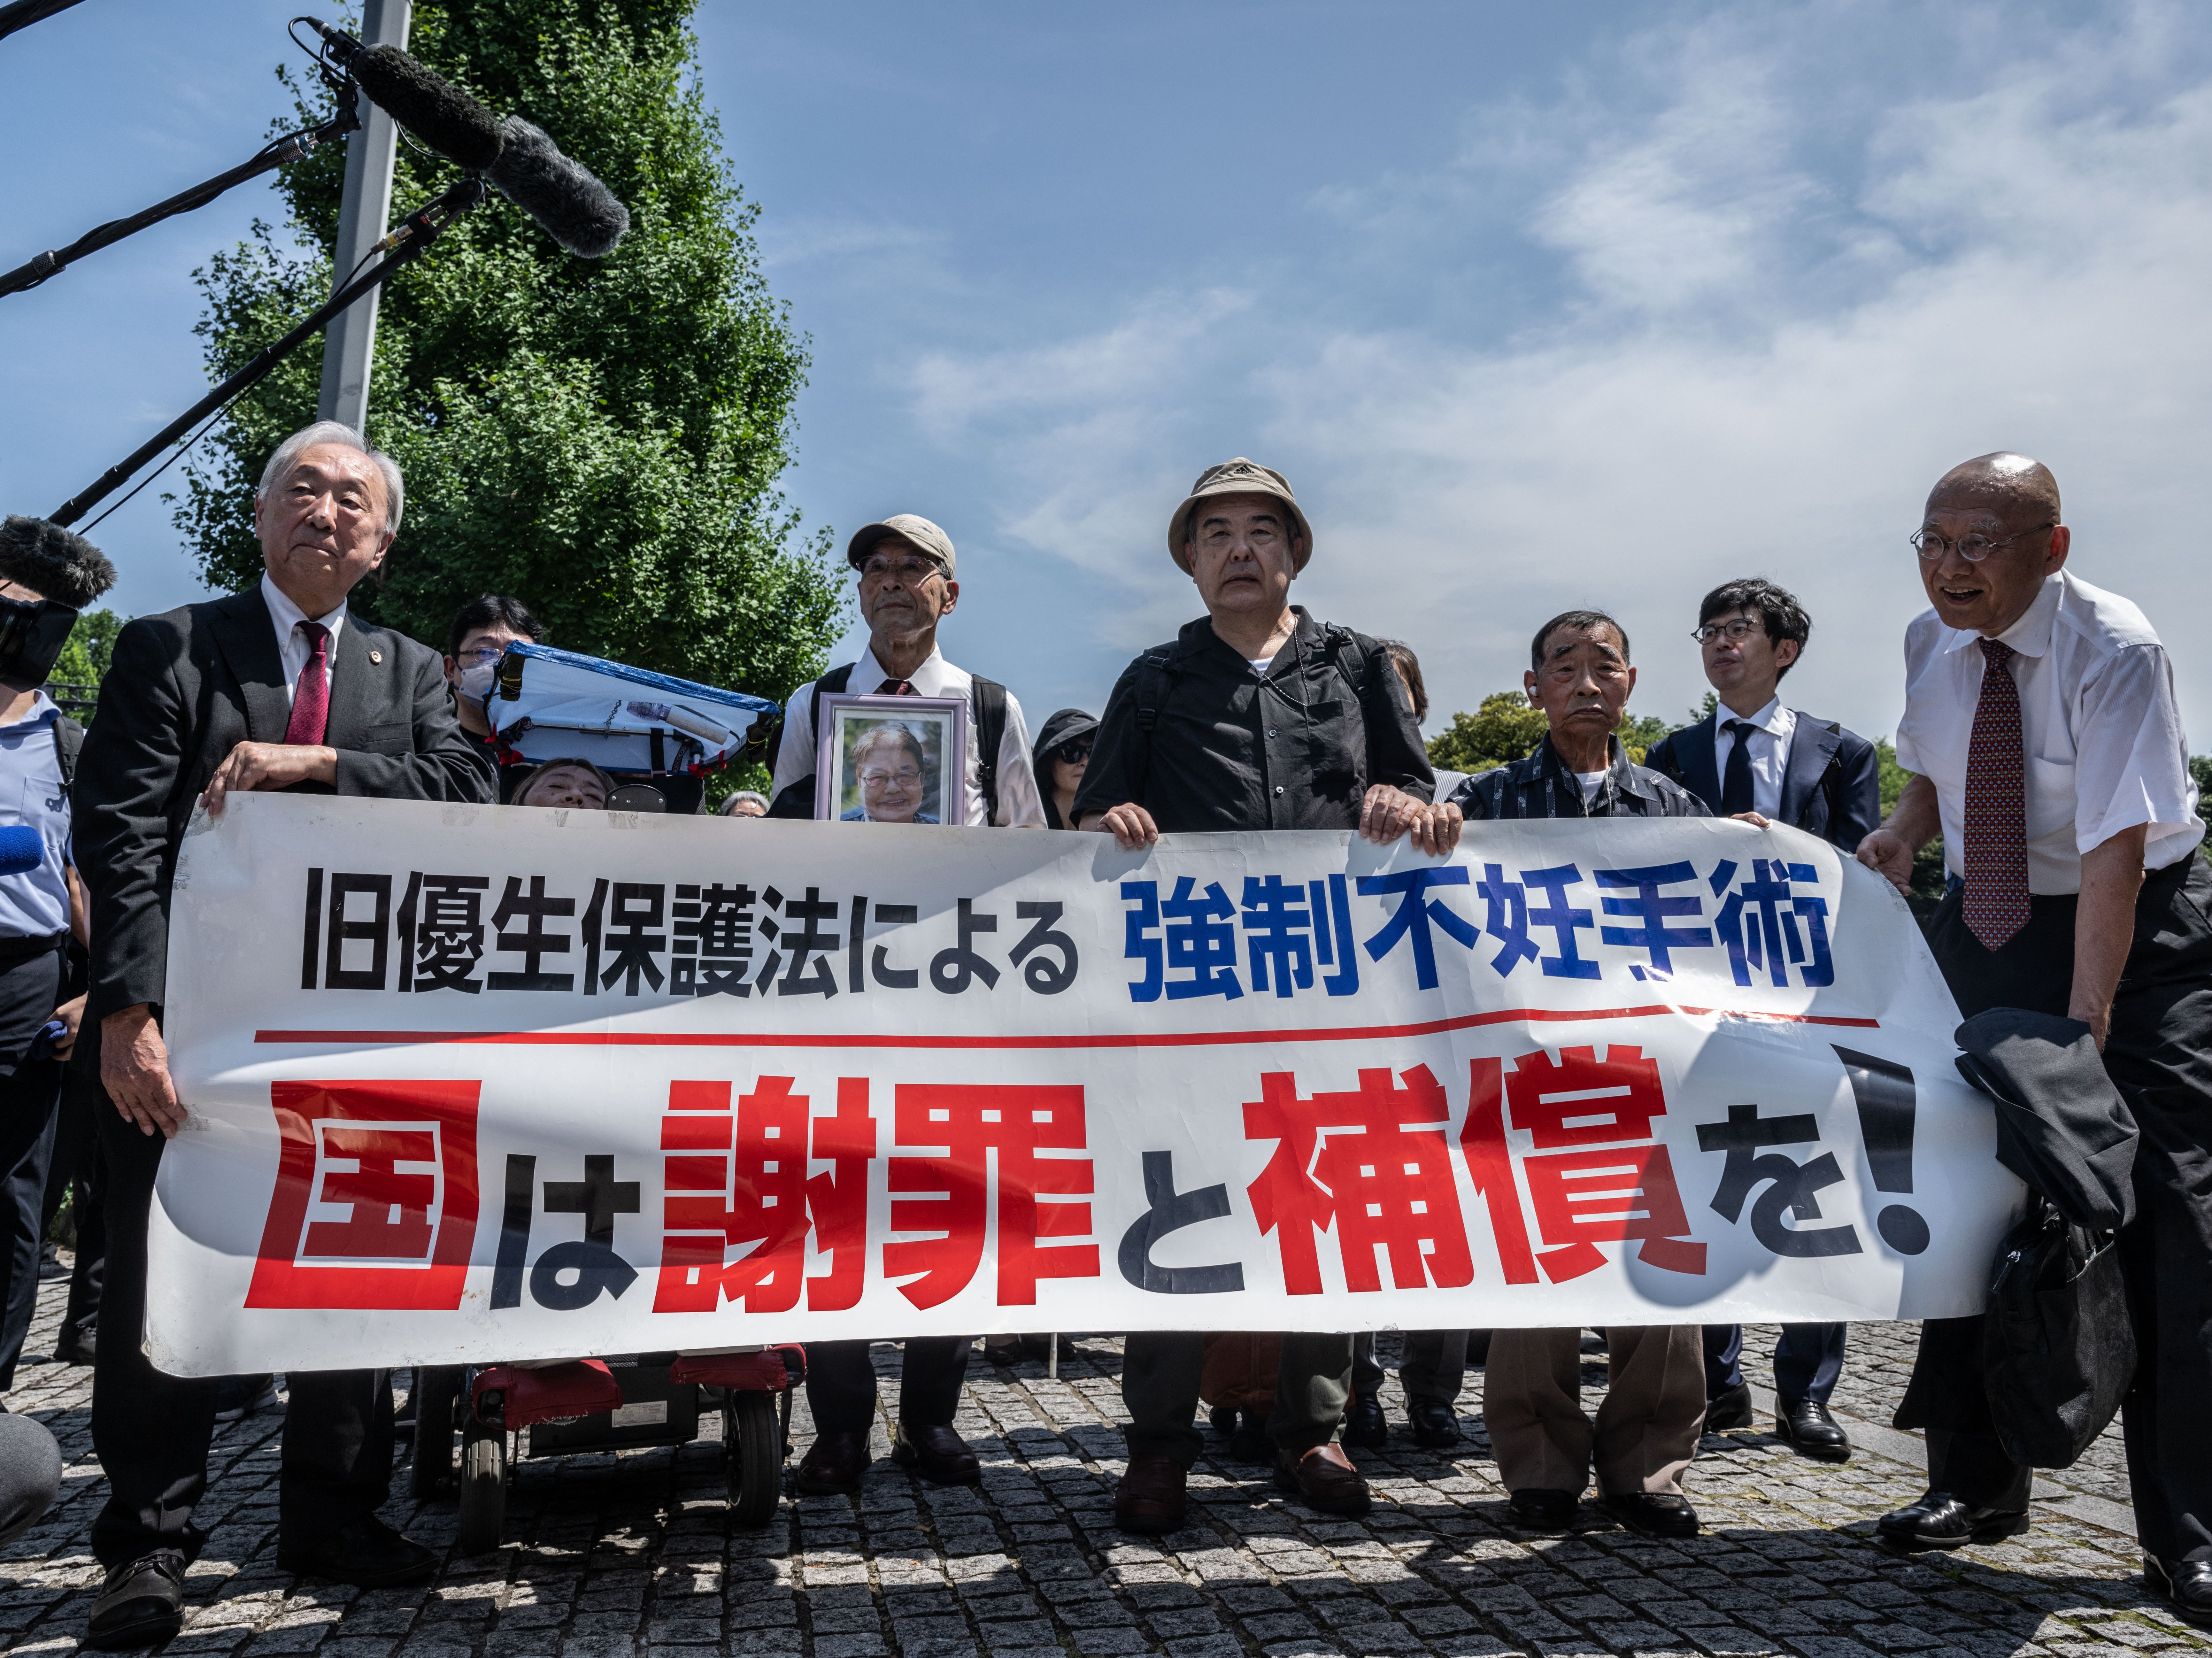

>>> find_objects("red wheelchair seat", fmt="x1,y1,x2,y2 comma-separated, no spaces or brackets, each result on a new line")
472,1359,624,1429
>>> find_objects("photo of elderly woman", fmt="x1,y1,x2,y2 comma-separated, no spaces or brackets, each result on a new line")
839,721,941,823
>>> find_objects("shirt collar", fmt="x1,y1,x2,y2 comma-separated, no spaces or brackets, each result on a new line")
855,641,954,697
1716,695,1787,734
1534,735,1652,805
260,572,348,636
1938,571,2062,661
0,689,59,734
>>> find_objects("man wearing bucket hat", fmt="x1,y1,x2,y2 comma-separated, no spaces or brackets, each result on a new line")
767,513,1046,832
766,512,1045,1496
1075,459,1460,1534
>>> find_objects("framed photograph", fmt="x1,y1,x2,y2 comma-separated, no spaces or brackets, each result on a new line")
814,694,970,826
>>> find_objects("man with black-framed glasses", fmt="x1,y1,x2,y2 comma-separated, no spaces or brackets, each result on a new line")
1856,454,2212,1622
1644,578,1879,1463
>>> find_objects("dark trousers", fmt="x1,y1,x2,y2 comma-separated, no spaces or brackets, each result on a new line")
56,1069,103,1348
1896,855,2212,1561
1123,1330,1351,1466
1703,1322,1847,1404
87,1077,396,1565
0,945,64,1390
1351,1329,1482,1403
805,1337,972,1433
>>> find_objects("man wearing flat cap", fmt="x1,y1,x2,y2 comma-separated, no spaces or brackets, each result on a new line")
1075,458,1459,1533
1858,452,2212,1624
767,510,1045,1497
0,517,113,1409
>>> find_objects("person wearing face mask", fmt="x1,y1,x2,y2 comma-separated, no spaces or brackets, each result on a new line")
1030,707,1097,831
443,595,546,802
512,758,614,810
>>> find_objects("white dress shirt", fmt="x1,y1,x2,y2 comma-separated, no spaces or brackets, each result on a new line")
1712,696,1797,820
260,572,349,711
1894,569,2202,894
771,643,1047,828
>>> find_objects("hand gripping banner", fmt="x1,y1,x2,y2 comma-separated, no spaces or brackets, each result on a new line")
147,795,2019,1375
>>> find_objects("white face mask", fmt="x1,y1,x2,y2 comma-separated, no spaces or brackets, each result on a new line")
458,661,498,702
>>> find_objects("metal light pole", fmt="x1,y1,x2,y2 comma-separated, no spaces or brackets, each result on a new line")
316,0,411,434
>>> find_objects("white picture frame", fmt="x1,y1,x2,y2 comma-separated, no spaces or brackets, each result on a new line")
814,694,970,826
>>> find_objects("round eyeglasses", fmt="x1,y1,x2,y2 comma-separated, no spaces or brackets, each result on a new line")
1909,522,2054,563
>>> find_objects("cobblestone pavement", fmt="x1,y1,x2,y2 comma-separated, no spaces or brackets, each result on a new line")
3,1271,2199,1658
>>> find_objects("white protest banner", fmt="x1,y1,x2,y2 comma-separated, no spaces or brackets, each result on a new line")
149,794,2018,1376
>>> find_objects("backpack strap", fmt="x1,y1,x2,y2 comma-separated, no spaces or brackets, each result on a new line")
1133,644,1184,732
52,716,83,790
969,676,1006,826
1320,623,1379,706
765,663,857,819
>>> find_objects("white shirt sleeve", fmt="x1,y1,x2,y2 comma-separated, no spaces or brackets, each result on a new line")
769,681,818,805
2071,642,2204,863
990,693,1048,828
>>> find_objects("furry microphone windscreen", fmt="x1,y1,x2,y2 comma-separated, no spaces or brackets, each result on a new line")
355,44,505,172
488,117,631,259
0,517,117,610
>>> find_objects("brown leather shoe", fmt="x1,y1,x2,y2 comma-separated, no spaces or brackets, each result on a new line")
1274,1442,1372,1518
890,1421,981,1485
796,1428,869,1494
1113,1453,1188,1534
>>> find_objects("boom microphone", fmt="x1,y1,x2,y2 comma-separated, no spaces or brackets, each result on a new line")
488,118,630,258
303,19,504,170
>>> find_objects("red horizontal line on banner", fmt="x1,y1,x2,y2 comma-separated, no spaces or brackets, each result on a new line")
255,1004,1878,1051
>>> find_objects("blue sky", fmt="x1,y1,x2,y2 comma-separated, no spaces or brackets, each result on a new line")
6,2,2212,748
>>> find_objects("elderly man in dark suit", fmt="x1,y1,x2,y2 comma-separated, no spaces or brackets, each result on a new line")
74,421,492,1651
1644,578,1881,1465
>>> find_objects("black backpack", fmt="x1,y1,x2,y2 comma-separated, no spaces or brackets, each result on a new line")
765,664,1008,822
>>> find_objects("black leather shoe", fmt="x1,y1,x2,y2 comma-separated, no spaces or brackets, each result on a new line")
1227,1410,1273,1463
1705,1381,1754,1430
1776,1398,1852,1461
1114,1454,1188,1534
1876,1490,2029,1551
891,1420,981,1485
1407,1399,1461,1448
2145,1556,2212,1630
53,1327,95,1366
276,1515,435,1587
86,1550,186,1651
1507,1487,1578,1531
1602,1491,1701,1539
1343,1391,1388,1449
796,1428,868,1494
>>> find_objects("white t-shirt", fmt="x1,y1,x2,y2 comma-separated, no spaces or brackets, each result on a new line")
1894,569,2202,893
1249,657,1275,675
1576,771,1607,806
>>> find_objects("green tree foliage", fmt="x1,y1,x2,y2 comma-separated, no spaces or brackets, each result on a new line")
47,609,123,721
173,0,846,706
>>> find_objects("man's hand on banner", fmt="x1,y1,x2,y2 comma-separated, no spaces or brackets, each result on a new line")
1730,812,1771,829
201,741,338,814
1360,786,1462,857
1855,827,1916,894
1091,803,1161,851
101,1003,187,1138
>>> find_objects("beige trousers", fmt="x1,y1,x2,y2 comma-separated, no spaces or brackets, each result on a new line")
1482,1325,1707,1496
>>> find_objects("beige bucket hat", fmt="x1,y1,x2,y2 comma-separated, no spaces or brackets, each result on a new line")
847,513,956,578
1167,458,1313,573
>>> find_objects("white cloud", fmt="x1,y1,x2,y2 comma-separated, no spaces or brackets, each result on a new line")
912,0,2212,743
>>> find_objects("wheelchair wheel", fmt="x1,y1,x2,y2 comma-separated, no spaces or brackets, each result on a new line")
406,1366,463,1499
724,1392,783,1529
456,1418,507,1554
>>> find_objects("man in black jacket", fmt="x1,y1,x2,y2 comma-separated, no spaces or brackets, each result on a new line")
1076,457,1458,1536
74,422,493,1651
1642,578,1880,1464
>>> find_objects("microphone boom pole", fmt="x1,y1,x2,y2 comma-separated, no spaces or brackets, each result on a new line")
46,175,485,529
0,98,361,300
0,0,89,44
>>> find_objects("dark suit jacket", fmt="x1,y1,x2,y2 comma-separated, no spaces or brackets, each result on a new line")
1643,707,1881,853
75,586,495,1030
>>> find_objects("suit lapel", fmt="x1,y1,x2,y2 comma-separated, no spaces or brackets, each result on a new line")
1779,713,1843,824
323,620,379,751
207,589,291,744
1679,715,1723,814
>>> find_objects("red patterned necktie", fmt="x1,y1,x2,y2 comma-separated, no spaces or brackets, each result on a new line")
1962,637,2031,950
876,677,914,696
285,621,331,746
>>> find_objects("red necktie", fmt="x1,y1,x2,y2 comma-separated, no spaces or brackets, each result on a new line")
285,621,331,746
876,677,914,696
1962,638,2031,950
